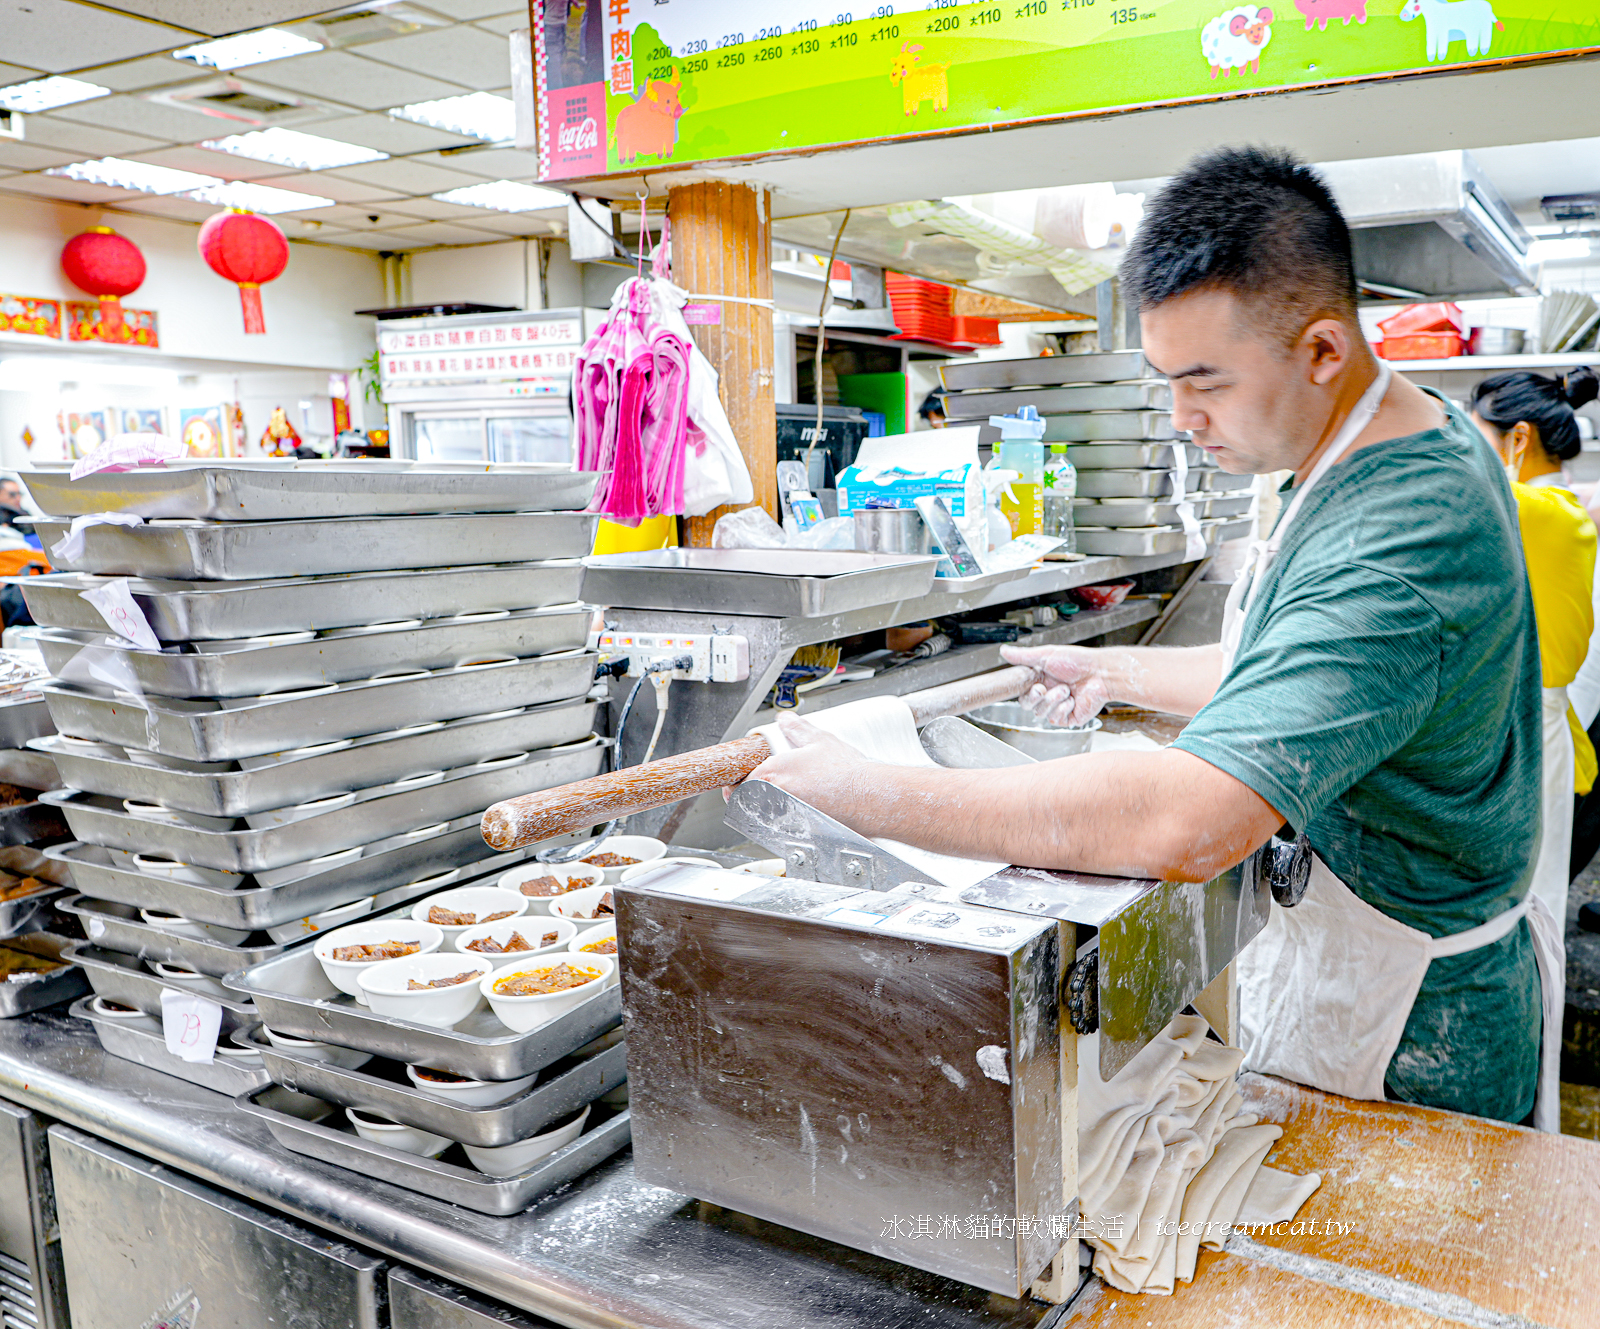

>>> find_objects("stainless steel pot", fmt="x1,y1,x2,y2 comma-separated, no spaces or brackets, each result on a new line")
1468,326,1525,356
966,703,1101,760
853,507,932,556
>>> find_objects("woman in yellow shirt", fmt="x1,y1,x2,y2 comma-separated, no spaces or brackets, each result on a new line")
1471,365,1599,929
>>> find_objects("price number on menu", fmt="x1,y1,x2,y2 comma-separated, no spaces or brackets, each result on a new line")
1109,6,1142,20
1016,0,1048,14
971,6,1003,24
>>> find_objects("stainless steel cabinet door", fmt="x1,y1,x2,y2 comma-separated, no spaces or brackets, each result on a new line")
0,1099,68,1329
49,1126,385,1329
389,1267,561,1329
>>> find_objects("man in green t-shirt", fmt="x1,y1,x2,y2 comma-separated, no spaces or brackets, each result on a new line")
750,146,1553,1126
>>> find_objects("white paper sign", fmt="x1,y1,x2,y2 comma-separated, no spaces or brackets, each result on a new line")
80,578,161,651
160,987,222,1064
1170,442,1206,560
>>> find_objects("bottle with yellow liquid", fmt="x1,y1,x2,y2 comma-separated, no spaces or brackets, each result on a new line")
992,405,1045,537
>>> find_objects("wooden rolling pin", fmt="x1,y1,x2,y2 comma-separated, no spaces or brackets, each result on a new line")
480,664,1033,851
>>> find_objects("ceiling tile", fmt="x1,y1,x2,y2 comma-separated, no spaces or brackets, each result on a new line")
88,2,345,36
472,14,527,37
0,140,84,171
0,172,141,204
286,202,429,229
377,194,504,222
50,93,223,144
129,144,297,181
244,50,465,111
356,25,511,87
448,209,561,236
76,54,198,93
415,145,541,180
260,170,410,204
0,63,46,84
2,0,196,73
112,193,227,223
15,114,166,157
412,0,522,19
312,229,418,251
365,221,504,246
300,112,475,155
325,156,479,194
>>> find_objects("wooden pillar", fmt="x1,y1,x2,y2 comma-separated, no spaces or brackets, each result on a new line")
668,181,776,545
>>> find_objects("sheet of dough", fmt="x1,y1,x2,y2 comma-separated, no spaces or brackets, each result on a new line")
754,697,1008,889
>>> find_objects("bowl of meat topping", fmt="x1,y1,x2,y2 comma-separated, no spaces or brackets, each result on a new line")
261,1026,372,1070
579,835,665,884
548,884,618,931
357,951,495,1028
345,1107,450,1158
455,917,575,969
481,955,615,1032
313,920,444,1002
409,886,529,952
497,862,604,913
564,922,618,984
404,1064,537,1106
462,1104,591,1176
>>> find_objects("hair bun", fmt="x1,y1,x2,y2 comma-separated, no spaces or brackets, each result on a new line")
1563,365,1600,410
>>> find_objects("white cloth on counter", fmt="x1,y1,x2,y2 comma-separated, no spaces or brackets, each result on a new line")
752,696,1007,890
1078,1013,1321,1295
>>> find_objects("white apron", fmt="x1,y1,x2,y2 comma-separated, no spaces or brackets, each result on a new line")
1226,364,1564,1132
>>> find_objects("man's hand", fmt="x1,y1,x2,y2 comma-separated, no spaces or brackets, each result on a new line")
742,714,879,829
1001,644,1111,726
1001,640,1226,721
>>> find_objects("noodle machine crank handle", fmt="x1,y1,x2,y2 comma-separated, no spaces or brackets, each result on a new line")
478,665,1035,852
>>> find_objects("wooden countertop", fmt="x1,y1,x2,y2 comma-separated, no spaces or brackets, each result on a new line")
1065,1073,1600,1327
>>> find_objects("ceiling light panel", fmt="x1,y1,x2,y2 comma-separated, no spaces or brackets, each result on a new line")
203,127,387,169
44,155,331,212
173,28,323,71
187,179,334,212
433,179,568,212
0,77,111,113
391,92,514,143
1529,237,1593,263
286,4,449,48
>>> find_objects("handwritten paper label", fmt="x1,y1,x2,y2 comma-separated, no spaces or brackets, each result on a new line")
682,303,722,325
71,432,185,480
80,578,160,651
160,987,222,1064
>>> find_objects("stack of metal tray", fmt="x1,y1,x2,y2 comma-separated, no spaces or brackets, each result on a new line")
72,994,272,1095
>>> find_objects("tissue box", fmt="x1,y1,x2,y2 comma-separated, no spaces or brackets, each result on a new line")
838,427,984,541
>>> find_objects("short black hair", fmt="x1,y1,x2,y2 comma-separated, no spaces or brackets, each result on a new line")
1473,366,1599,463
1121,146,1358,347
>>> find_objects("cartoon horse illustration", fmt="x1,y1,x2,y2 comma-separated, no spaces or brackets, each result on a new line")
1400,0,1503,61
889,44,949,116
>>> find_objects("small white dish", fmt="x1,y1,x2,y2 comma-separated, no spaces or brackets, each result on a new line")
132,855,245,889
89,995,147,1020
261,1026,372,1070
447,609,511,622
124,749,234,773
452,654,517,671
215,1039,264,1065
548,884,616,930
564,922,618,985
313,920,444,1003
496,862,604,914
462,1105,589,1176
455,917,574,969
370,769,445,796
237,738,353,771
264,895,373,945
219,683,339,710
618,855,720,885
480,954,613,1033
577,835,666,884
344,620,425,635
367,667,430,682
357,951,495,1028
243,791,356,831
468,751,528,771
122,800,236,831
410,886,528,952
138,909,249,946
404,1064,536,1106
149,960,227,998
731,858,786,877
345,1107,450,1158
369,866,458,913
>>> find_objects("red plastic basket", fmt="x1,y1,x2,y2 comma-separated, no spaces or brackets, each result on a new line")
1378,333,1464,361
950,316,1001,346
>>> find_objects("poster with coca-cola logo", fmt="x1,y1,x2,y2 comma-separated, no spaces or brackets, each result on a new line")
535,1,605,180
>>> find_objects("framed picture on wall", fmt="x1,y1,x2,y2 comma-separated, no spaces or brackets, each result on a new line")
122,407,166,435
63,410,109,458
179,406,226,458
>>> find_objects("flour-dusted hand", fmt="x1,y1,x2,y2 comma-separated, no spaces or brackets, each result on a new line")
743,713,878,825
999,644,1113,728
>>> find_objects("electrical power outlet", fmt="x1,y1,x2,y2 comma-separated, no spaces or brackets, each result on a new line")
597,630,751,682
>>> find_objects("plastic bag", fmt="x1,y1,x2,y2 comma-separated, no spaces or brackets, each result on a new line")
711,506,787,549
790,516,856,550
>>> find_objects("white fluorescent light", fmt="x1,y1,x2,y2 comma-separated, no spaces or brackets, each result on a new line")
433,180,569,213
390,92,514,142
45,156,330,212
173,28,322,71
203,127,387,170
1528,237,1593,264
0,76,111,113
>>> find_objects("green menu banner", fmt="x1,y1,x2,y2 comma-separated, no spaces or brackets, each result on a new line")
534,1,1600,181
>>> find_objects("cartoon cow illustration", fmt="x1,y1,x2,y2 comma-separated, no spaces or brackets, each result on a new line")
1400,0,1502,61
1200,6,1274,78
889,44,949,116
613,78,684,165
1295,0,1366,29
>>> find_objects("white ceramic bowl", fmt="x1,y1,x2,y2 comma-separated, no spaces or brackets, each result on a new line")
461,1104,589,1177
260,1026,372,1070
89,995,147,1020
548,884,617,931
220,683,339,711
132,855,244,889
215,1039,264,1066
357,951,495,1028
138,909,250,946
410,886,529,952
237,738,352,771
313,920,444,1003
576,835,666,884
618,856,720,885
563,922,618,986
345,1107,450,1158
244,791,356,831
454,916,574,970
264,895,373,945
403,1064,537,1106
122,800,237,831
361,769,445,800
480,954,614,1034
149,960,227,998
497,862,604,914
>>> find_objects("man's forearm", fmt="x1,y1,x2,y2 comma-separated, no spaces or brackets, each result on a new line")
1098,644,1224,718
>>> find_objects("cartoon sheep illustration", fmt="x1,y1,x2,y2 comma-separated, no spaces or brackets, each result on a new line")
1201,6,1274,78
1400,0,1502,62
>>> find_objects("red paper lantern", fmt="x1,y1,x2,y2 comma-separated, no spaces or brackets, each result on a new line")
198,209,288,335
61,227,145,337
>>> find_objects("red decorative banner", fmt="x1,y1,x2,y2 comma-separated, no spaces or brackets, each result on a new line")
66,301,159,347
0,295,62,340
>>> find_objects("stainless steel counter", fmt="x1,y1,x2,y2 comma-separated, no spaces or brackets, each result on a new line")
0,1010,1063,1329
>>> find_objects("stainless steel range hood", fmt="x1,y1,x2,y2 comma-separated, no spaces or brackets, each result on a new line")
1316,150,1535,299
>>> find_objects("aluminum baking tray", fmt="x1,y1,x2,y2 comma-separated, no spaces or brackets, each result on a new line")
60,896,295,976
582,549,939,617
32,604,592,699
1205,495,1253,518
72,996,271,1094
1199,471,1254,493
1043,412,1176,442
0,882,66,939
35,512,599,580
22,463,599,522
0,747,60,791
226,941,624,1081
1066,442,1203,470
239,1024,627,1148
0,697,53,748
1072,498,1218,527
1074,469,1195,499
943,380,1171,420
42,739,605,872
237,1086,632,1217
0,799,67,848
66,942,256,1026
940,349,1151,391
35,696,598,817
1072,518,1247,558
0,933,88,1018
43,832,544,933
41,650,597,761
20,561,587,641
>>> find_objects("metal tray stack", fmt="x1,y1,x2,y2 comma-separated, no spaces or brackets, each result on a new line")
16,461,607,1023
